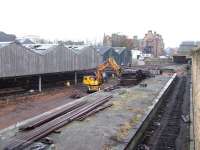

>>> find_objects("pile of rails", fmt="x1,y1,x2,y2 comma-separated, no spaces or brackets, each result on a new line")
120,69,151,86
4,95,113,150
123,65,162,75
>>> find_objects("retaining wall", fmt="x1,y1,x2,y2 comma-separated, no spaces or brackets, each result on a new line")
125,73,177,149
192,49,200,150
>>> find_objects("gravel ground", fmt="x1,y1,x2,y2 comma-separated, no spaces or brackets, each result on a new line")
0,85,87,129
0,77,119,130
10,75,172,150
0,74,172,150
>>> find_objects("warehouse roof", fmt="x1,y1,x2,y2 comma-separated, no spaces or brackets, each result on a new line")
23,44,58,55
17,38,35,44
0,41,13,48
32,46,59,55
0,42,103,78
113,47,127,54
66,45,94,54
97,46,114,55
23,44,94,55
23,44,56,50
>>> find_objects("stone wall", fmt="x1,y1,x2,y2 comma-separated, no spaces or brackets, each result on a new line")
192,48,200,149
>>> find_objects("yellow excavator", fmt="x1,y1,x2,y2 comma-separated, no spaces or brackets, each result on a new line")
83,58,121,92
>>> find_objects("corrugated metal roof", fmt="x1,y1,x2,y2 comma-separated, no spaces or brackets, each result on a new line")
65,45,93,55
23,44,58,55
22,44,93,55
97,46,113,55
0,41,13,48
17,38,34,44
65,45,88,49
113,47,127,54
24,44,56,49
0,42,103,78
31,47,55,55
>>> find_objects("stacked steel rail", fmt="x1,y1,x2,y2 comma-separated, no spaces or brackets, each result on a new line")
4,95,113,150
19,101,88,131
120,69,151,85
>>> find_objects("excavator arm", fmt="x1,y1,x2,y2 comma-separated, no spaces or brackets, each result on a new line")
96,58,121,83
83,58,121,92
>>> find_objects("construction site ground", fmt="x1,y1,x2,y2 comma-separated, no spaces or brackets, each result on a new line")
0,73,173,150
0,64,190,150
0,84,89,129
0,77,118,130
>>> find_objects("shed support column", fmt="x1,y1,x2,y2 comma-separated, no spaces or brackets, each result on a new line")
39,76,42,92
75,71,77,85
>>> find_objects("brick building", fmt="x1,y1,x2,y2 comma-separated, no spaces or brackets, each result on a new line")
142,30,164,57
103,34,142,50
103,34,112,46
111,33,127,47
132,36,142,50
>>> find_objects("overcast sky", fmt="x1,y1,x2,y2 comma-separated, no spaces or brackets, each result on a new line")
0,0,199,47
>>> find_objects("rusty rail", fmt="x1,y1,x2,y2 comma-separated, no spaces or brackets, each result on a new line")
4,95,113,150
19,101,87,131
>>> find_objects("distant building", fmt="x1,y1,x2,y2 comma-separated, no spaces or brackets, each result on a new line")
57,40,84,45
131,50,142,59
103,34,112,46
178,41,198,55
132,36,143,50
125,38,134,50
142,30,164,57
103,33,143,50
196,41,200,48
111,33,127,47
103,33,129,48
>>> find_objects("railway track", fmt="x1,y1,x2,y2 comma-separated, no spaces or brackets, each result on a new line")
0,87,28,98
134,76,190,150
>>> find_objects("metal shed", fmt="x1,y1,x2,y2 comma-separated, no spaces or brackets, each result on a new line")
114,47,132,66
0,43,103,78
97,46,120,64
41,45,77,73
71,46,103,70
0,42,43,78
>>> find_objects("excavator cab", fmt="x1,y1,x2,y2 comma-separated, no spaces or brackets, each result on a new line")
82,58,121,92
83,76,101,92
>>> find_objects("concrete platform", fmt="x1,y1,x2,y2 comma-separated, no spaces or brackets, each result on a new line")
0,74,174,150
